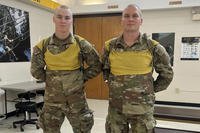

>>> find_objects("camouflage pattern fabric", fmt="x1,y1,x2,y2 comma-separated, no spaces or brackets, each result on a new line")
38,89,94,133
102,33,173,133
106,106,156,133
31,33,101,133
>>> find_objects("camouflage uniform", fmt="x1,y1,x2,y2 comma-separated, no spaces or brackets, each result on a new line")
31,33,101,133
102,33,173,133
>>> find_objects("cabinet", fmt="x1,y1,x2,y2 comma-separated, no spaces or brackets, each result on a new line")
74,15,122,99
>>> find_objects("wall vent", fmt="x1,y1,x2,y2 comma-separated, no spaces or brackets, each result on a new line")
169,0,182,5
107,5,118,9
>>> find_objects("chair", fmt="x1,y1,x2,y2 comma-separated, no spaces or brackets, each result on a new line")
13,91,39,132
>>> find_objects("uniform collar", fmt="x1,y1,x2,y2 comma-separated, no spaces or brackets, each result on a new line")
49,33,75,46
115,33,143,48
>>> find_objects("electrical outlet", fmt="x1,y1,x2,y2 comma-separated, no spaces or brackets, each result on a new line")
175,88,180,93
192,14,200,21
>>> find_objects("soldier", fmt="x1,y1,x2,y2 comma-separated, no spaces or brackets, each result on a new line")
31,5,101,133
102,4,173,133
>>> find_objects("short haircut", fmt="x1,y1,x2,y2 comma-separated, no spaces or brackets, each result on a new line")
54,5,72,16
122,4,142,18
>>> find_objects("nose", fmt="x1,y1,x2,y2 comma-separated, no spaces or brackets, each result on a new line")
128,17,134,21
60,17,66,22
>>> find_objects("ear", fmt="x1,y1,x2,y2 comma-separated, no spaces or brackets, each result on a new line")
140,18,143,25
53,16,55,23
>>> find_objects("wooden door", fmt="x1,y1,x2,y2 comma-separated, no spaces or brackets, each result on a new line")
74,17,102,99
74,15,122,99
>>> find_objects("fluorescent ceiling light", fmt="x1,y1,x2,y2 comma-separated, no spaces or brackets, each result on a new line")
81,0,106,5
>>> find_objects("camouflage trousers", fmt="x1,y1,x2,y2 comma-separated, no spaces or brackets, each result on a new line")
38,90,94,133
105,107,156,133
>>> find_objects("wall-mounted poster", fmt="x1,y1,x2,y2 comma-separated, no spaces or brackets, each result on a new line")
152,32,175,66
181,37,200,60
0,4,30,62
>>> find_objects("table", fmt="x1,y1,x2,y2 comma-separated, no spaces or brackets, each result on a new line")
0,81,45,118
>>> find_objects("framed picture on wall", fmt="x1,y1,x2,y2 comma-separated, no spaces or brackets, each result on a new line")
181,37,200,60
152,32,175,66
0,4,30,62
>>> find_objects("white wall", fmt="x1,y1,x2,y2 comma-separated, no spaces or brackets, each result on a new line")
0,0,54,114
141,8,200,103
66,0,200,14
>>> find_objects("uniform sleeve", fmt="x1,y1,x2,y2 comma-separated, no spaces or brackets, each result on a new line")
101,43,110,81
30,45,46,81
80,39,102,81
153,44,174,92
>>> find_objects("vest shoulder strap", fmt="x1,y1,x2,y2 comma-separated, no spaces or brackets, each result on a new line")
41,37,51,55
106,38,117,55
74,35,84,72
145,36,159,68
142,33,158,56
146,38,158,56
74,35,83,51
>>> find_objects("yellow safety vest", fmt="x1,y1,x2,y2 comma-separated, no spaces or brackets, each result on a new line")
37,39,81,70
105,39,158,75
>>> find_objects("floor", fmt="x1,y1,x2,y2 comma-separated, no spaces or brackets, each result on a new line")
0,99,199,133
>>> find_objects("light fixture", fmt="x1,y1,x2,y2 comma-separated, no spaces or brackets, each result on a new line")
81,0,106,5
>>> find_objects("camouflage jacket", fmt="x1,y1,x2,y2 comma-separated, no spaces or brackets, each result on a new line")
102,33,173,93
31,33,102,82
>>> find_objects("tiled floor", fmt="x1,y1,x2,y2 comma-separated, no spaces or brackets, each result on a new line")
0,99,199,133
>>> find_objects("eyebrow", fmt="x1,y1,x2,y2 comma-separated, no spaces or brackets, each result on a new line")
56,14,71,18
123,12,140,16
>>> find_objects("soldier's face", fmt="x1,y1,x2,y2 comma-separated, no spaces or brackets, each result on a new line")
53,8,72,33
121,6,143,32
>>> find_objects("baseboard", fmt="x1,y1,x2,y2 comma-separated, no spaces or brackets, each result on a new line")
155,101,200,107
155,127,200,133
4,110,16,118
154,101,200,122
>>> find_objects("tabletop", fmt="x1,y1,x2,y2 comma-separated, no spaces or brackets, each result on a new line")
0,81,45,92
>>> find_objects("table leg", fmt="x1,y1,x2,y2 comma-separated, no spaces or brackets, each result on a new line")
4,90,7,118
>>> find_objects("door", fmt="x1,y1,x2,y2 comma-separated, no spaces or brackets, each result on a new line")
74,15,122,99
74,16,102,99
